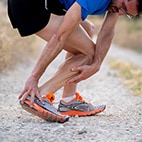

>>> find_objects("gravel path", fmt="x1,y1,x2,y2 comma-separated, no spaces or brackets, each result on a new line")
0,45,142,142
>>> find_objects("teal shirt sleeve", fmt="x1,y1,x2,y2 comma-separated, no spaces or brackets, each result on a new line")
76,0,111,20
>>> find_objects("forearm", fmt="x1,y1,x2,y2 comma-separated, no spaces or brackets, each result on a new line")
93,12,119,67
31,34,64,80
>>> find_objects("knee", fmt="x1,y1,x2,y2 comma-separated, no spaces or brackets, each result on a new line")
82,20,96,39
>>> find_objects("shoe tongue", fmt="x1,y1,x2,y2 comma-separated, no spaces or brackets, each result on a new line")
75,92,87,103
75,92,83,100
44,94,55,104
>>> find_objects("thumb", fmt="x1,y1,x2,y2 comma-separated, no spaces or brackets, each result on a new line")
71,66,82,72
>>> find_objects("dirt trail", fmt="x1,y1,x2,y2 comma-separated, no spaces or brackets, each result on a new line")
0,44,142,142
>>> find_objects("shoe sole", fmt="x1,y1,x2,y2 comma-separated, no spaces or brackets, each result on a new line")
20,100,69,123
59,105,106,117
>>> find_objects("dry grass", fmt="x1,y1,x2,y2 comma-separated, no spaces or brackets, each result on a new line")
88,15,142,53
113,16,142,53
89,15,142,96
0,2,41,72
108,58,142,96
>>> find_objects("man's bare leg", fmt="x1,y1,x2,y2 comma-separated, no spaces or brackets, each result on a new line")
62,19,96,99
25,15,105,118
36,14,95,96
39,53,93,95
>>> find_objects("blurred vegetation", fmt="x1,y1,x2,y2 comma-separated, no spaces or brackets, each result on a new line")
1,1,142,73
89,14,142,96
0,1,41,72
108,58,142,96
88,15,142,53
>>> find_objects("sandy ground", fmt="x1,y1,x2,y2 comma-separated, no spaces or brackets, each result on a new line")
0,44,142,142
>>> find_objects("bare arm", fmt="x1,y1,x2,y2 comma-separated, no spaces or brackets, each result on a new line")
93,11,119,68
19,2,83,105
32,2,82,80
68,12,119,83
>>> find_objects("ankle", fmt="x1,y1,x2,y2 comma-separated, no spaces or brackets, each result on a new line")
61,94,76,103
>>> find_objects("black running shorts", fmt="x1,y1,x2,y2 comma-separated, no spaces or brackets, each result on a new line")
8,0,65,37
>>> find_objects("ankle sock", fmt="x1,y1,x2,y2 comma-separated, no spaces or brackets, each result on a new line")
62,94,76,102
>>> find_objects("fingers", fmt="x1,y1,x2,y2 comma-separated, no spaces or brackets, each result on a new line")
19,91,30,105
68,65,96,83
68,66,84,83
67,66,83,83
67,75,82,84
30,92,35,107
71,66,82,72
18,76,44,107
18,89,26,99
19,90,44,107
36,91,44,104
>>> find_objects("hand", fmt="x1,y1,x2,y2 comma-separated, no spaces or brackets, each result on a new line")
18,75,44,107
67,64,100,84
108,0,123,13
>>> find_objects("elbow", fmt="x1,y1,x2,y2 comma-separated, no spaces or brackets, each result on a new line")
55,30,69,45
46,33,66,54
52,32,67,46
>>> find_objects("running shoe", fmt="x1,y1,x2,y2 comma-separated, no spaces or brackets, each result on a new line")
58,92,106,117
20,94,69,123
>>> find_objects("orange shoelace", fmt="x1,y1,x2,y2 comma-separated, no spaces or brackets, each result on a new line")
43,94,55,104
75,92,88,104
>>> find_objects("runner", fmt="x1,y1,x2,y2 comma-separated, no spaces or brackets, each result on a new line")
7,0,142,122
